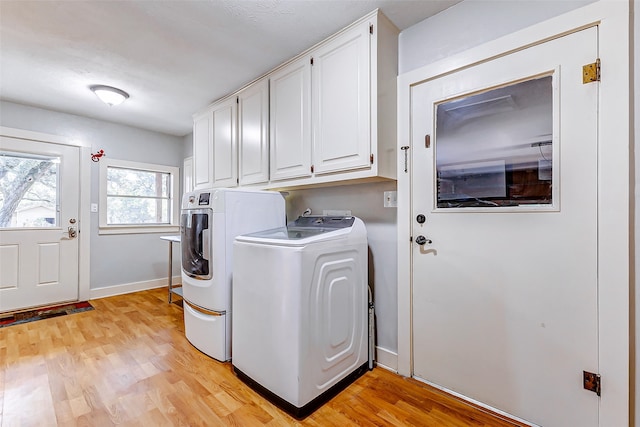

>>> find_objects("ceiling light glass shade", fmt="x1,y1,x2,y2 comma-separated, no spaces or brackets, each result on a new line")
90,85,129,106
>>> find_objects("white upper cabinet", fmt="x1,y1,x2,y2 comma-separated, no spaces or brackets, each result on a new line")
192,10,398,190
269,56,312,181
238,79,269,185
276,10,398,187
193,109,213,189
311,20,370,175
192,97,238,189
211,97,238,188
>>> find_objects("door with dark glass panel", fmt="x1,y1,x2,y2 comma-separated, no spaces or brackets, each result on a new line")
410,27,599,426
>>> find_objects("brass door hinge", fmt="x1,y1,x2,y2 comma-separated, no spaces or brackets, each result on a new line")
583,370,601,396
311,165,314,173
582,58,600,84
370,153,374,164
370,24,374,35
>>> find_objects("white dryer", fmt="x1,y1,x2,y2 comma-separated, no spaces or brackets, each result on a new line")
232,216,368,418
180,188,285,362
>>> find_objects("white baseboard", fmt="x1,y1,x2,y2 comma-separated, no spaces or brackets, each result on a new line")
89,276,179,300
375,346,398,371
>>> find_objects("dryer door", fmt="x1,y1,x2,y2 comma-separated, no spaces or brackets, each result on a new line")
181,209,212,279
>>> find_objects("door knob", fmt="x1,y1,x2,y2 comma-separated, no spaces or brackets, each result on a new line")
415,235,432,245
68,226,77,239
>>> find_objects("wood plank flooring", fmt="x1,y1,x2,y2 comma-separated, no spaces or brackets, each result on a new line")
0,288,529,426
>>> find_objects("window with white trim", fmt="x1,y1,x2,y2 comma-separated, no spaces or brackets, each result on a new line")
99,158,180,234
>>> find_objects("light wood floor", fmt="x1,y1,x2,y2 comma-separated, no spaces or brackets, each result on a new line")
0,288,528,426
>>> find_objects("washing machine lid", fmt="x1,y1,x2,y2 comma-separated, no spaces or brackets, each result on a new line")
236,216,356,246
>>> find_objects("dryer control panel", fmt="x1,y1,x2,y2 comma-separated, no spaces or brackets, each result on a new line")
184,191,211,208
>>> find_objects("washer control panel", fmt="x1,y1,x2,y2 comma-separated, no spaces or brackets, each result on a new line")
293,216,355,229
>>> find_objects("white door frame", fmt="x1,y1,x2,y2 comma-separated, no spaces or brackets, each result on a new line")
397,2,629,426
0,126,91,302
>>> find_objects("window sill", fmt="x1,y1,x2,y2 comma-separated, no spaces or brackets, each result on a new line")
98,225,180,235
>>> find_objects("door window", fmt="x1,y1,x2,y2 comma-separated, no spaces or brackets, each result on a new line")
435,75,554,208
0,151,59,228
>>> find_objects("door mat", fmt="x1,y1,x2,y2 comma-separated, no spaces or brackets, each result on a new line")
0,301,94,328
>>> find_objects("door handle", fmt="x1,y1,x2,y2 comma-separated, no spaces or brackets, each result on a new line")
415,235,432,245
68,226,77,239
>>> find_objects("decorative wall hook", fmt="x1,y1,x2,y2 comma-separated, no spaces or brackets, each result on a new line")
91,149,105,162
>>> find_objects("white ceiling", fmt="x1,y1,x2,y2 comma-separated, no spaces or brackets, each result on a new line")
0,0,461,137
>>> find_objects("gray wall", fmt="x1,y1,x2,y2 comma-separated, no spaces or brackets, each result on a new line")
399,0,596,74
0,100,184,289
183,132,193,158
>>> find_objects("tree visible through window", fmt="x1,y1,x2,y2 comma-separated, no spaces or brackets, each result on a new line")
0,151,58,228
106,166,171,225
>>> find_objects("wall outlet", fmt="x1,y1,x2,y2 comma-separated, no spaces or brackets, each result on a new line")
384,191,397,208
91,203,98,213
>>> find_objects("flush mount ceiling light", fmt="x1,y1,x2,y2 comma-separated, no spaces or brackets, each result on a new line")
90,85,129,106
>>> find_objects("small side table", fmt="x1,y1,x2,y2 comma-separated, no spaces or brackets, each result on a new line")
160,235,182,304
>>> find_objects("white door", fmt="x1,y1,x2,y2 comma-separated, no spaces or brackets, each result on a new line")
410,28,598,426
0,137,80,311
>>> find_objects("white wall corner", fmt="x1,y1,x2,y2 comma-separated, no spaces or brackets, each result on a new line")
375,346,399,372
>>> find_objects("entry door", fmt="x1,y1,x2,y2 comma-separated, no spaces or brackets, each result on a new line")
410,28,598,426
0,137,80,312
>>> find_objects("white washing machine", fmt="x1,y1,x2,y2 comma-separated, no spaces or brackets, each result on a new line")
180,188,285,362
232,216,368,418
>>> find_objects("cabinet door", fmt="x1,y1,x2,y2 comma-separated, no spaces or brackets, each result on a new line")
193,110,212,189
269,56,312,181
238,79,269,185
312,20,370,174
212,97,238,188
